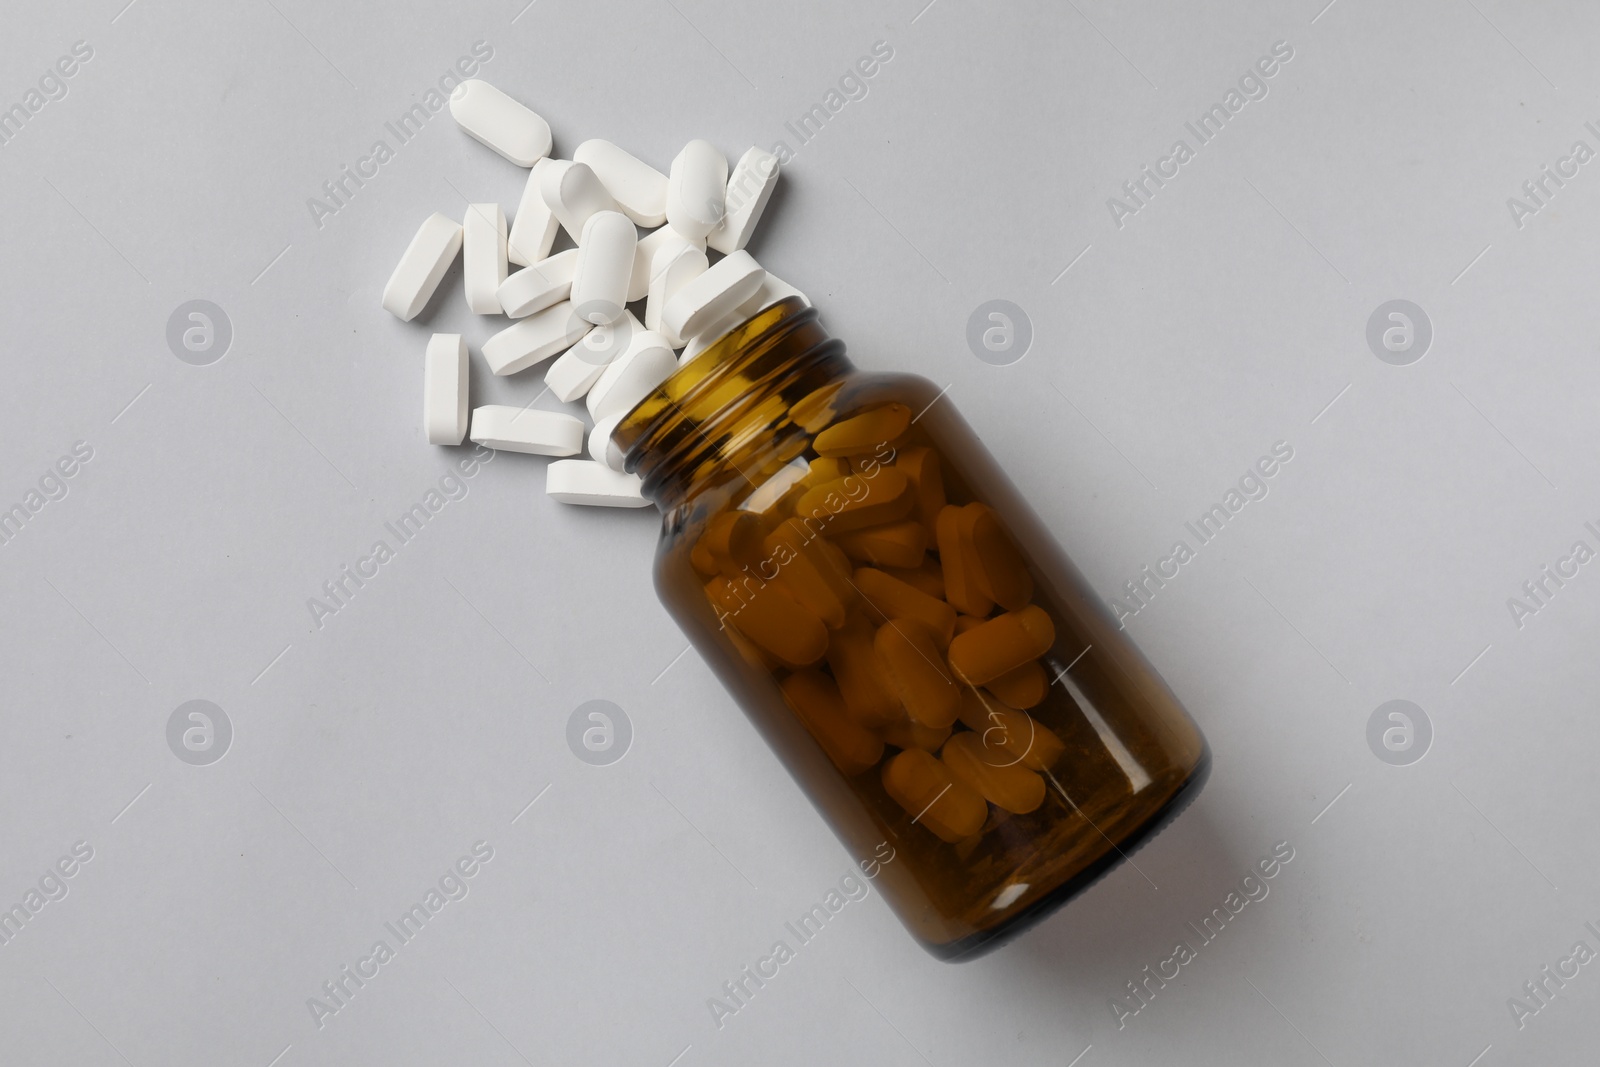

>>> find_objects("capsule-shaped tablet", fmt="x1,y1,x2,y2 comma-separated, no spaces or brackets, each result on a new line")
955,691,1065,771
882,558,944,601
666,139,728,240
879,718,952,753
574,139,669,227
588,411,627,471
956,688,1005,734
645,239,709,347
966,503,1033,612
462,204,508,314
662,249,766,342
707,576,827,668
935,504,994,617
690,542,719,578
854,568,956,647
814,404,913,458
545,459,650,508
469,406,584,456
544,311,640,402
874,619,960,729
497,248,577,318
795,469,915,534
382,213,462,321
814,533,856,586
629,226,703,303
508,159,560,267
586,328,676,420
802,456,852,489
695,511,766,580
448,80,552,166
986,659,1048,709
707,146,779,254
781,670,884,776
896,447,947,529
762,519,854,629
881,750,988,843
825,614,900,728
423,334,468,446
541,160,620,243
948,605,1055,686
569,211,636,326
724,624,779,671
833,521,927,570
942,732,1046,814
481,301,592,376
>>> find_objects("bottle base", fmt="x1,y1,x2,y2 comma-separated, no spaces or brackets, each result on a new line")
921,742,1214,963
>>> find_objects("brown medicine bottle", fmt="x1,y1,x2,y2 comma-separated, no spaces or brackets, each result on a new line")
613,299,1210,960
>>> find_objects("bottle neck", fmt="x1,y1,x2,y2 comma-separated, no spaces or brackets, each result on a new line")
614,298,851,513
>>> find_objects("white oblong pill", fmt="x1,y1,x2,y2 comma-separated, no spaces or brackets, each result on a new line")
546,459,651,508
382,213,463,321
540,161,619,243
574,139,669,228
498,249,578,318
629,226,702,302
662,249,765,341
448,80,552,167
679,281,808,364
587,329,676,421
463,204,508,314
469,406,584,456
481,301,592,376
544,311,642,402
424,334,469,445
666,139,728,240
570,210,637,325
645,239,709,347
707,147,780,254
588,410,627,471
508,158,560,267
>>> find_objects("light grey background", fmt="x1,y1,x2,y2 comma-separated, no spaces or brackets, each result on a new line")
1,0,1595,1063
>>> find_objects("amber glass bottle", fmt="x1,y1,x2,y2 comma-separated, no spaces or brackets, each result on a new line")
613,298,1210,960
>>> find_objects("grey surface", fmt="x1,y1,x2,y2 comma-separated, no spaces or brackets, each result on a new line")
1,0,1597,1063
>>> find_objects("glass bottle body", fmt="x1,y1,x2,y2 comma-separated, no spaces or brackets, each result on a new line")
617,301,1209,959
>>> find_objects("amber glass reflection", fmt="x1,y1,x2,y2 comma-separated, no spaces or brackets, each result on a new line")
615,300,1209,960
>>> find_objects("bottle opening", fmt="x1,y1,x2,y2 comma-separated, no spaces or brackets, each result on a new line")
613,297,849,509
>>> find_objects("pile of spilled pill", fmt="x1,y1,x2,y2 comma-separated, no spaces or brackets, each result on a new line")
381,78,801,507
